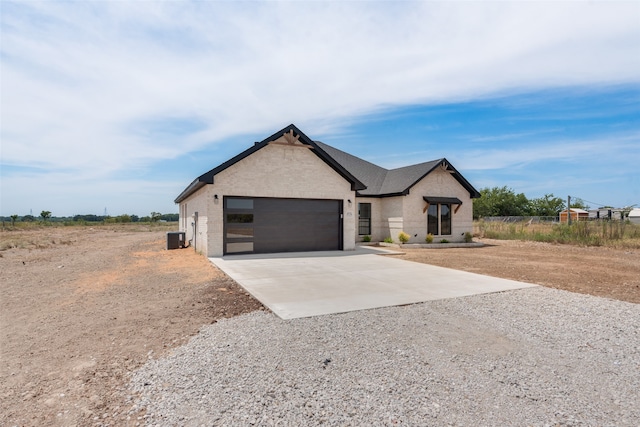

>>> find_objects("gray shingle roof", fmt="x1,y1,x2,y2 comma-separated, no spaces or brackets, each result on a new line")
314,141,476,198
313,141,388,195
175,124,480,203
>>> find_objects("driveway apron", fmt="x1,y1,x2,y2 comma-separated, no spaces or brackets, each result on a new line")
210,247,537,319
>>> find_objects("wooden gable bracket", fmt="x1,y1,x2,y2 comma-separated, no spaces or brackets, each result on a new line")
268,129,314,148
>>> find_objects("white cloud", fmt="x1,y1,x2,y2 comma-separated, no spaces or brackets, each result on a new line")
456,132,640,171
1,1,639,214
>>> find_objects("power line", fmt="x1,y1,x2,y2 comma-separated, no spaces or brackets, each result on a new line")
570,196,615,208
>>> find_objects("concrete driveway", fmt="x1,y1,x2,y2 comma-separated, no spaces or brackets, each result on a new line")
210,247,537,319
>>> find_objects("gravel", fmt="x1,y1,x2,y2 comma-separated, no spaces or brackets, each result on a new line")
128,287,640,426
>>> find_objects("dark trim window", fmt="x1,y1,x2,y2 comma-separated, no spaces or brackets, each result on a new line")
441,204,451,235
427,203,452,236
427,204,438,235
224,197,255,254
358,203,371,235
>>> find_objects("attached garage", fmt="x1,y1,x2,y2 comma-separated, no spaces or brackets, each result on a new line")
224,196,343,255
175,124,479,256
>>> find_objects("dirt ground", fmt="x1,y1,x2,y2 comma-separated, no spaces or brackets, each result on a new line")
1,228,638,427
397,238,640,304
0,225,263,427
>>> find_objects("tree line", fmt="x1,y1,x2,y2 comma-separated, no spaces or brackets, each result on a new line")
473,186,589,219
2,212,179,225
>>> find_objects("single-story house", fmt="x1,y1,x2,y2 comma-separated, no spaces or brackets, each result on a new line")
560,208,590,223
175,124,480,256
589,208,623,221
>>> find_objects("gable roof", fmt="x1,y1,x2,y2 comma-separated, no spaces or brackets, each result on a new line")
175,124,480,203
174,124,365,203
314,141,480,198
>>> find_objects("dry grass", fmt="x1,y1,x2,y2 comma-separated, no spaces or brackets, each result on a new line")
0,222,178,252
475,220,640,249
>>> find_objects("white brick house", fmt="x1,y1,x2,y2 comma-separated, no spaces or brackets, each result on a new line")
175,124,480,256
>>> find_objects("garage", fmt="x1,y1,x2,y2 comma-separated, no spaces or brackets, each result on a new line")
224,196,343,255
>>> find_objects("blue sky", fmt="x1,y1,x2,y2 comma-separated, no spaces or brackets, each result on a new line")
1,1,639,217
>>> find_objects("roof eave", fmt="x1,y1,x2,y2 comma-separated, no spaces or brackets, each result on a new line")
277,124,365,191
174,124,367,202
356,191,407,198
174,179,207,204
402,158,481,199
310,140,367,191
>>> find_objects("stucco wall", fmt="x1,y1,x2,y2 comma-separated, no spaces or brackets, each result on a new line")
401,166,474,243
206,141,356,256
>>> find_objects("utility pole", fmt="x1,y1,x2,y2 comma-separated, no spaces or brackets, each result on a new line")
567,195,571,225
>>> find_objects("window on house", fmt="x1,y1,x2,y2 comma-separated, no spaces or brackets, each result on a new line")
441,204,451,235
227,198,254,209
226,213,254,223
358,203,371,235
225,197,255,254
427,204,438,235
427,203,452,236
181,203,189,231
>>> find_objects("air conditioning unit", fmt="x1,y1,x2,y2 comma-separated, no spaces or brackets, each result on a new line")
166,232,186,250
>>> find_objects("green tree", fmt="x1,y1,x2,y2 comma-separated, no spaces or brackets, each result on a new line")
160,213,179,221
40,210,52,222
570,197,590,210
150,212,162,222
116,214,131,223
530,194,565,217
22,214,35,222
473,186,531,219
10,214,19,227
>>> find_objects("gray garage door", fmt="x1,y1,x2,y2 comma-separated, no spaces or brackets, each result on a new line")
224,197,342,255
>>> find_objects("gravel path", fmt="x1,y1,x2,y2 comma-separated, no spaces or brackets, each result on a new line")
128,287,639,426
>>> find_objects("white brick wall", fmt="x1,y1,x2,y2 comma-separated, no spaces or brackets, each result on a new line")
204,141,356,256
178,139,476,254
354,167,474,244
178,186,210,254
401,167,474,243
354,196,405,242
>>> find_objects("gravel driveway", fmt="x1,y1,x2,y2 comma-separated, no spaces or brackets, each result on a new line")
128,287,639,426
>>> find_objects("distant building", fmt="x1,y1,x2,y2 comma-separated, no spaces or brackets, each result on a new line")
560,208,589,223
588,208,624,221
628,209,640,225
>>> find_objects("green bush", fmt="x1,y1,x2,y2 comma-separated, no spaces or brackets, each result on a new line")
383,237,393,243
464,232,473,243
398,231,410,244
425,233,434,243
362,235,371,242
440,238,450,243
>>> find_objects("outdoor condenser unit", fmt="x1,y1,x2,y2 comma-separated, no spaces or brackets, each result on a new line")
166,231,186,250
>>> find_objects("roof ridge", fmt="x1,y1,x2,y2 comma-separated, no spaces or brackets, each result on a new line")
388,158,444,172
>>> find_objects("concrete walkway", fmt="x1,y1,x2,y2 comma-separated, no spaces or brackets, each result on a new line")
210,247,537,319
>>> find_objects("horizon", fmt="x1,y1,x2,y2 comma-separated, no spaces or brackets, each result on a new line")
2,1,639,217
